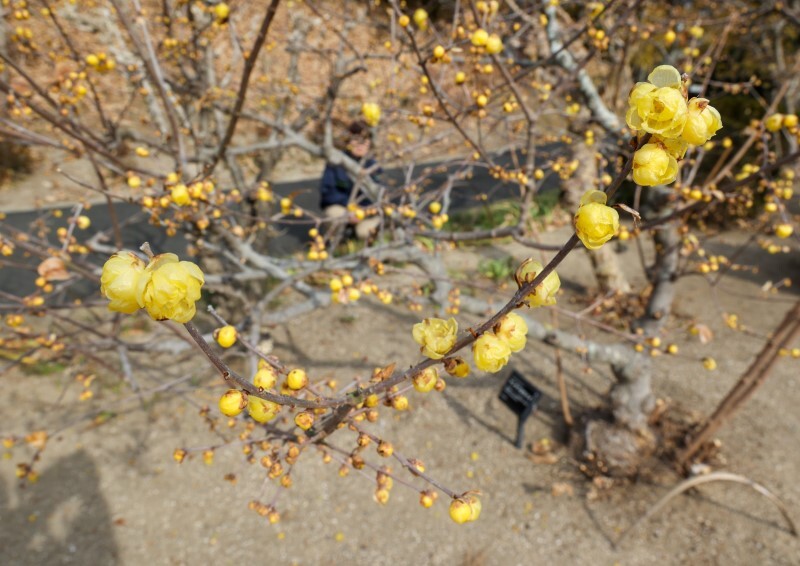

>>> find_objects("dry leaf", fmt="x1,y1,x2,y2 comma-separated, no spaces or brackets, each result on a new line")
551,482,574,497
37,257,70,281
693,323,714,344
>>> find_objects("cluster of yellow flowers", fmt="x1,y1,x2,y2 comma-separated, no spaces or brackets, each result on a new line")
472,312,528,373
411,258,561,375
100,251,204,323
627,65,722,186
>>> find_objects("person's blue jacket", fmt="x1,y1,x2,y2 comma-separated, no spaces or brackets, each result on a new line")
319,155,380,209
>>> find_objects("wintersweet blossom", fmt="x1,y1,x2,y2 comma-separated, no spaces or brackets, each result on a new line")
412,317,458,359
632,142,679,186
472,332,511,373
136,253,205,323
100,252,146,314
494,313,528,353
574,190,620,249
515,259,561,307
681,98,722,145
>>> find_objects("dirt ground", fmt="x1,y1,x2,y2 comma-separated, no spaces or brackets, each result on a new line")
1,221,799,566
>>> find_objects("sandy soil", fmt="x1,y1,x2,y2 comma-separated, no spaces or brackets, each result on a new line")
1,223,799,566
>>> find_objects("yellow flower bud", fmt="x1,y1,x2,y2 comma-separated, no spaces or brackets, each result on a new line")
100,252,146,314
775,224,794,239
783,114,798,129
702,357,717,371
681,98,722,146
135,253,204,323
413,8,428,30
294,411,314,430
171,184,191,206
494,312,528,353
214,3,230,21
253,366,277,390
444,356,470,378
574,190,620,249
216,325,237,348
449,498,472,524
485,34,503,54
286,368,308,390
219,389,247,417
361,102,381,127
398,14,410,27
455,71,466,85
632,143,679,186
515,259,561,307
412,317,458,359
471,28,489,46
413,367,439,392
465,494,482,521
433,45,445,59
247,396,280,423
764,113,784,132
472,332,511,373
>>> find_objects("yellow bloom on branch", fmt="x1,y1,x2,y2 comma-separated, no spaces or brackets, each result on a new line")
626,66,688,139
515,259,561,307
494,312,528,353
681,98,722,145
472,331,511,373
574,190,620,250
100,252,146,314
412,317,458,359
361,102,381,127
632,142,679,186
136,253,205,323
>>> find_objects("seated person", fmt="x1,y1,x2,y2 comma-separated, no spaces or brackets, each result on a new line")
319,121,381,240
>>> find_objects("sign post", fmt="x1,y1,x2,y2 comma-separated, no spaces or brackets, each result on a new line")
498,370,542,449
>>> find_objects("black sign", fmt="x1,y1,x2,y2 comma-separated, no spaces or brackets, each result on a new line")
499,370,542,449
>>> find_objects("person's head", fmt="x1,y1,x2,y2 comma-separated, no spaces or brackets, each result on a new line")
346,120,372,158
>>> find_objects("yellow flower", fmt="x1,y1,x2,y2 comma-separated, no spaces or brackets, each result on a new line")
471,28,489,47
494,313,528,353
574,190,620,250
626,66,687,137
412,367,438,393
361,102,381,127
775,223,794,239
485,34,503,54
171,184,191,206
632,142,679,186
472,332,511,373
626,85,688,137
651,134,688,160
214,2,230,21
514,259,561,307
764,113,784,132
412,317,458,359
681,98,722,145
136,253,204,323
100,252,146,314
413,8,428,30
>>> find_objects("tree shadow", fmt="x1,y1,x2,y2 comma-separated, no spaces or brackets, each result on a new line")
0,449,119,565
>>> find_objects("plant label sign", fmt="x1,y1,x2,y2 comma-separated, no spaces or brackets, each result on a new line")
498,370,542,449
